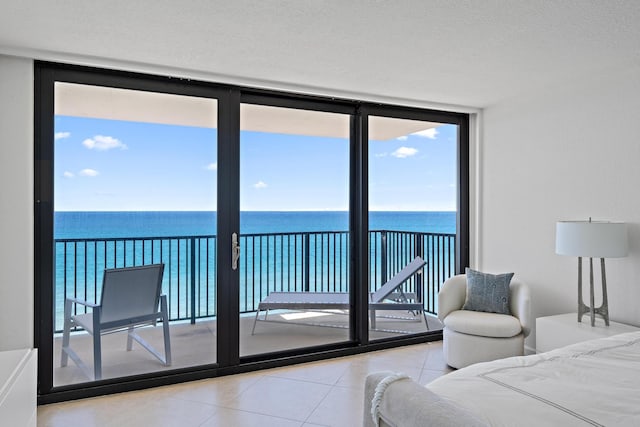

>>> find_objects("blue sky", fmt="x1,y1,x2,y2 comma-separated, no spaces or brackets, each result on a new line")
54,115,457,211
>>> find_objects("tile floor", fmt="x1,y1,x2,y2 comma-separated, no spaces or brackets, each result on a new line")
54,311,440,386
38,340,452,427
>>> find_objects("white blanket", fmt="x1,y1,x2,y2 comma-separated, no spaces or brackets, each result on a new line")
427,331,640,427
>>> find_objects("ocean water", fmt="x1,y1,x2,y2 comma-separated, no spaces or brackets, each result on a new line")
53,211,456,329
54,211,456,239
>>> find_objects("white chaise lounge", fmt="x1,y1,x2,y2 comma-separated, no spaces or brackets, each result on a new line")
252,256,428,334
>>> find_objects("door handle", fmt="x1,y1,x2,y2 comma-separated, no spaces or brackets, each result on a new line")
232,232,241,270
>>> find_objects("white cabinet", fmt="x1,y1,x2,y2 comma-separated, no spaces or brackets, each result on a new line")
0,349,37,427
536,313,639,353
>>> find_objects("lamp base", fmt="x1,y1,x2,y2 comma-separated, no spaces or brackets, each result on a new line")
577,301,609,327
577,257,609,327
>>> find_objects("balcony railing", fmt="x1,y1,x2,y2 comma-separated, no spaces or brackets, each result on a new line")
54,230,456,333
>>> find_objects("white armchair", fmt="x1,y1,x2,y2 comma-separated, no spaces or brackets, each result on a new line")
437,274,531,369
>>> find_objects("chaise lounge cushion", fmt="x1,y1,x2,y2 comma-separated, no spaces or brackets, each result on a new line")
443,309,522,338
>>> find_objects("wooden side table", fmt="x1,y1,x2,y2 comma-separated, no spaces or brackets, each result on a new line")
536,313,639,353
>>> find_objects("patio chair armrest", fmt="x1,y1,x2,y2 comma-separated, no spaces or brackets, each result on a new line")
65,297,99,308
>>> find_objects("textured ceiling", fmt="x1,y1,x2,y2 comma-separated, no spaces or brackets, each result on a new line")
1,1,640,108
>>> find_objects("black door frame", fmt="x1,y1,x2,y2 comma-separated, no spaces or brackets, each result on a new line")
359,104,470,274
34,61,467,404
35,63,235,400
236,92,361,362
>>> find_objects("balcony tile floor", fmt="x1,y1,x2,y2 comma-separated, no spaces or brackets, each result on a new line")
39,340,452,427
53,310,441,386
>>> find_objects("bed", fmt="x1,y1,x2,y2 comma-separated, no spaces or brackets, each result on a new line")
364,331,640,427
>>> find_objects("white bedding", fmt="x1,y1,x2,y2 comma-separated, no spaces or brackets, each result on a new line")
427,331,640,427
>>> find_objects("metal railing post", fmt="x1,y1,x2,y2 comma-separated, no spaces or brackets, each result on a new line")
190,238,196,325
304,233,310,292
415,233,424,304
380,231,388,288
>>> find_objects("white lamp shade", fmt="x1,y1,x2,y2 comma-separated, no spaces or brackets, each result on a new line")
556,221,628,258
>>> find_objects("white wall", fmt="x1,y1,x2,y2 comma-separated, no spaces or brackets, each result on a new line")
0,55,34,350
481,65,640,348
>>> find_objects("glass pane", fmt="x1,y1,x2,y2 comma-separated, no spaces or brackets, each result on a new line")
240,104,350,356
53,83,218,384
368,115,457,339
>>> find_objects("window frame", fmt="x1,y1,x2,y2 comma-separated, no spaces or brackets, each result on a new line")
34,61,468,403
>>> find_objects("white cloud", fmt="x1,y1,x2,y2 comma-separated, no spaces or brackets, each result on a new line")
374,153,388,158
412,128,438,139
206,163,217,171
254,181,268,189
82,135,127,151
396,135,408,141
79,169,99,177
63,171,74,178
391,147,418,158
55,132,71,140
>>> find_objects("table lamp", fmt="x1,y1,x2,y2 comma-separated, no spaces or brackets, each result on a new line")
555,219,628,326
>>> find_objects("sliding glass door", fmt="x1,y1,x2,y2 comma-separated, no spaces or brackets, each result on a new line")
239,102,352,356
51,82,220,385
367,112,464,340
35,62,468,402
